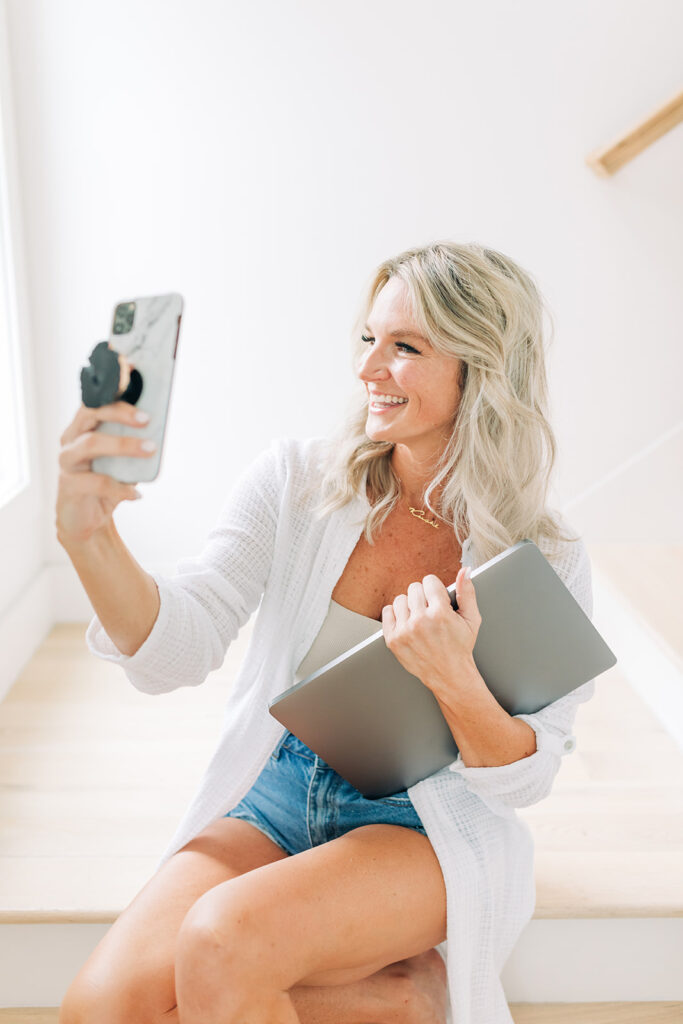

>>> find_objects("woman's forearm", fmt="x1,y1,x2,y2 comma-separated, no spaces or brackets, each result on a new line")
430,657,537,767
59,519,161,657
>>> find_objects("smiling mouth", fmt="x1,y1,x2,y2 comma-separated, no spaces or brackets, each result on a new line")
368,396,409,409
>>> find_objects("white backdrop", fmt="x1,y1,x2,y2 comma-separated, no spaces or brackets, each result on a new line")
4,0,682,595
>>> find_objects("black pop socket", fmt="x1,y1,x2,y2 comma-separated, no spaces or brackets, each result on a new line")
80,341,143,408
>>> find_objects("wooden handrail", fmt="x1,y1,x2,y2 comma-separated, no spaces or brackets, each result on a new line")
586,86,683,176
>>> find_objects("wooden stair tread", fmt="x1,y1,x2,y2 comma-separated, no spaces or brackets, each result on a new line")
0,616,682,922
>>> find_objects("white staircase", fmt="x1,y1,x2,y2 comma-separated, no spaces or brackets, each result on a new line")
0,548,681,1019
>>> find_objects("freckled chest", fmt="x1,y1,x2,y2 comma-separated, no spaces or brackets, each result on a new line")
331,506,463,622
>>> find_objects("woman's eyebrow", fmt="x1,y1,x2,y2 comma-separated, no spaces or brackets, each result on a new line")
364,323,428,343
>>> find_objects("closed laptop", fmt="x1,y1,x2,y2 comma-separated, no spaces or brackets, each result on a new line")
269,539,616,797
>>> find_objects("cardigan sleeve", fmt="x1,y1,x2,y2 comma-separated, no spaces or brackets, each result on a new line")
83,438,285,695
446,535,597,813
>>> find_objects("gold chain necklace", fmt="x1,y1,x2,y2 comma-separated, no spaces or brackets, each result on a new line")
408,506,440,529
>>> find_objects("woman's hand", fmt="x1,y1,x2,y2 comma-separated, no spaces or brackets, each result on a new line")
56,400,152,548
381,569,482,699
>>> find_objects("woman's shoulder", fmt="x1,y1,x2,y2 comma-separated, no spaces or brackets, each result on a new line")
243,436,333,511
260,436,338,527
227,436,332,505
535,513,592,602
267,434,334,478
535,511,585,556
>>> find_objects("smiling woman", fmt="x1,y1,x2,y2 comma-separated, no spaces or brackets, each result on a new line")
313,239,581,567
65,237,596,1024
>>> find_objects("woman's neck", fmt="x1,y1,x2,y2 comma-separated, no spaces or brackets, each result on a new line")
390,442,446,508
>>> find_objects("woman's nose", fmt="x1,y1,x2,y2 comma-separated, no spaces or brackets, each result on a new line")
358,345,390,382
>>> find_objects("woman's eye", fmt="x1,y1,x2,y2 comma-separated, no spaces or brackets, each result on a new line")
360,335,419,354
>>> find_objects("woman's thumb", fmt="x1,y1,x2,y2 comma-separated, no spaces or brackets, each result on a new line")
455,566,473,610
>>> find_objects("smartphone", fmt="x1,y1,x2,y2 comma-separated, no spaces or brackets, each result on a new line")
91,293,183,483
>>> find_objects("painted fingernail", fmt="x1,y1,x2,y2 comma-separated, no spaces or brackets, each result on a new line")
134,411,150,423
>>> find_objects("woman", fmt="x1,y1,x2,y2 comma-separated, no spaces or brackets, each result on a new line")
56,241,595,1024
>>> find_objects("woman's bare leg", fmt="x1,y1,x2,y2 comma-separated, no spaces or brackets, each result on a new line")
174,824,448,1024
58,818,446,1024
293,949,447,1024
157,949,446,1024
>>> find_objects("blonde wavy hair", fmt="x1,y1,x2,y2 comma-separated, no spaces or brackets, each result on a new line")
312,239,580,566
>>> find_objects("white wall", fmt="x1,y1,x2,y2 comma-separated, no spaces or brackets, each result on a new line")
0,4,50,671
3,0,683,621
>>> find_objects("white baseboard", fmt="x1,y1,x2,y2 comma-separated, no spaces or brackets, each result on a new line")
2,918,681,1007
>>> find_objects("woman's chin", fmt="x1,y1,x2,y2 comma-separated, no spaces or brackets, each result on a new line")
365,430,403,449
364,420,394,442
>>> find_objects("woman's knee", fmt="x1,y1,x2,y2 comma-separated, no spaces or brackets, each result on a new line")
175,886,267,990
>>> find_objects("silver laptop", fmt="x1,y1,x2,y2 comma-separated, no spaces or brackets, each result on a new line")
268,539,616,798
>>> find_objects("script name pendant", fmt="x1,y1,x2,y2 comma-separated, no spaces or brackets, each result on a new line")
409,507,440,529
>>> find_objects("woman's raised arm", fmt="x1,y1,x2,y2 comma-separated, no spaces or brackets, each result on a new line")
56,400,161,657
82,438,285,695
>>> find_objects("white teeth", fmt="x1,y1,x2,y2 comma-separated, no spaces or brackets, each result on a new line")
370,395,408,405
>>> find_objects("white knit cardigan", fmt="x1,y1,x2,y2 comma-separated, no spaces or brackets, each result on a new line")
86,435,596,1024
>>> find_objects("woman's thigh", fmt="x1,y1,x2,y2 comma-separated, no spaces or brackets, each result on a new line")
60,817,290,1020
177,821,447,992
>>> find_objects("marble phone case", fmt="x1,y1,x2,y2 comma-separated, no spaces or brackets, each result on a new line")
92,293,183,484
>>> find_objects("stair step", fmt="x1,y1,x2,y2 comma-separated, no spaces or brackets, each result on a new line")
2,622,681,923
1,578,682,1007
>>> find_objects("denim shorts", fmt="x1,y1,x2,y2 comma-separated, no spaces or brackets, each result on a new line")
223,730,428,855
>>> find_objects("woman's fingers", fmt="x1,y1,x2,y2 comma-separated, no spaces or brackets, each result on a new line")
421,573,454,611
385,576,451,632
406,580,428,615
381,603,396,631
60,470,140,502
391,592,410,627
56,400,149,547
59,428,153,473
59,400,146,447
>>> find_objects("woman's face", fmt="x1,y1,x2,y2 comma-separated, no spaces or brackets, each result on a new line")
357,277,463,460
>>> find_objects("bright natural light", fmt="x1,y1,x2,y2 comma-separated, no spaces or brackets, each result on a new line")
0,113,29,506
